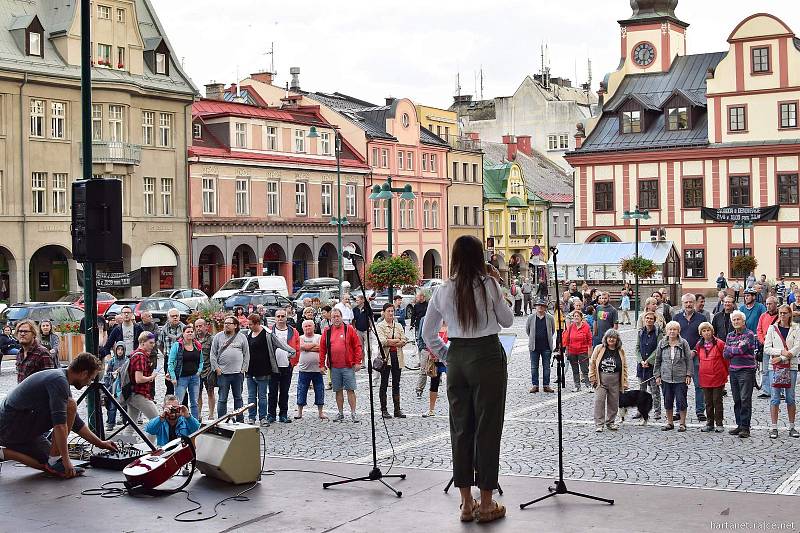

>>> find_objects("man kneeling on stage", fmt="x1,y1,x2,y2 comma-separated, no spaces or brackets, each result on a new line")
0,352,118,478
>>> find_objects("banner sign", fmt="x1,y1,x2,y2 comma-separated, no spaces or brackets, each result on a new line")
97,270,141,288
701,205,779,223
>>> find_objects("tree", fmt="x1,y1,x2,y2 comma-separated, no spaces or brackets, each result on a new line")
365,256,420,291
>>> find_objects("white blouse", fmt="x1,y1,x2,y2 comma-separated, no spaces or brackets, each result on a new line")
422,276,514,359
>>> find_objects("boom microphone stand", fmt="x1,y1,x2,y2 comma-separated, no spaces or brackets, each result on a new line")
519,247,613,510
322,251,406,497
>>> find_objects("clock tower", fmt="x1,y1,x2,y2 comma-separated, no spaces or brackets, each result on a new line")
619,0,688,74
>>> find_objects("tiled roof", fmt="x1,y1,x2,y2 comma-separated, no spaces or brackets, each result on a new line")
577,52,726,154
482,142,573,204
188,145,369,170
193,99,326,127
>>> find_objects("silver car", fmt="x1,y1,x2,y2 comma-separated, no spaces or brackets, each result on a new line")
149,289,209,310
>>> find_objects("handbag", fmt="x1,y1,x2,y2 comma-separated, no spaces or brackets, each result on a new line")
425,354,439,377
770,325,792,389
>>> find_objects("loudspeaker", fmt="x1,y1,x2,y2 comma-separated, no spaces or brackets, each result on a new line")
195,422,261,484
71,179,123,263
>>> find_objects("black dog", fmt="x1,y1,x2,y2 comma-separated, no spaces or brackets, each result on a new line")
619,390,653,425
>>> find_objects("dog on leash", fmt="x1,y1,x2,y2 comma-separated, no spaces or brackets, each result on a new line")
619,389,653,425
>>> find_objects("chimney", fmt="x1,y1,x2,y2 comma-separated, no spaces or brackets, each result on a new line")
385,97,396,106
228,83,237,96
289,67,301,91
574,123,586,149
466,132,479,140
516,135,532,156
281,94,303,108
204,82,225,100
251,71,274,85
502,134,517,161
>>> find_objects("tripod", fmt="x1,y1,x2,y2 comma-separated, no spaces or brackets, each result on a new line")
519,247,613,510
444,474,503,495
75,378,156,450
322,253,406,497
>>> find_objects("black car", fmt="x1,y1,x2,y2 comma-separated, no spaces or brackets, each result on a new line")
0,302,85,328
223,290,293,316
104,298,192,326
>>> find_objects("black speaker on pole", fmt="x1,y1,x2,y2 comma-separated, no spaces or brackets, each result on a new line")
71,179,123,263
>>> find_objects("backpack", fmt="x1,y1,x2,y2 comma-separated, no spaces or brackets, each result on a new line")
117,356,133,400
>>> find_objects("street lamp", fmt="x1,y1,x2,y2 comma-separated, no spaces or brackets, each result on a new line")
369,176,415,301
733,220,754,284
622,205,650,323
310,126,349,295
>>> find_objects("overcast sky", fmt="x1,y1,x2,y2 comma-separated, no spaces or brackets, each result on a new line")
152,0,798,108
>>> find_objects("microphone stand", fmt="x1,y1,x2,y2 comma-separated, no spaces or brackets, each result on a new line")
322,252,406,497
519,246,614,510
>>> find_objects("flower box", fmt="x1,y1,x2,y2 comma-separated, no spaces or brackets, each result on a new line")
57,333,86,363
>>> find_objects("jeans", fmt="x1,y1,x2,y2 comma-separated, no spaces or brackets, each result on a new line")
729,368,755,429
530,349,551,386
174,375,201,419
770,370,797,406
268,366,294,419
247,375,270,421
297,371,325,406
640,377,662,416
379,352,402,410
692,356,705,415
762,352,772,396
106,399,117,426
217,372,244,422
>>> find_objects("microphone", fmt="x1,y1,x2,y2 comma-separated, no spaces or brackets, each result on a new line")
342,250,363,259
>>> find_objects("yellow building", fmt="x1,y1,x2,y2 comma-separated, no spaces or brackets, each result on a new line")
415,104,484,254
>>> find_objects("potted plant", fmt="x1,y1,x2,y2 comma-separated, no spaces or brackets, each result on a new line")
731,255,758,278
365,256,420,292
55,321,85,362
188,300,227,333
619,256,658,279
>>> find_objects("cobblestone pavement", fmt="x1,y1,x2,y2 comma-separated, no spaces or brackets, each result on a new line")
3,315,799,496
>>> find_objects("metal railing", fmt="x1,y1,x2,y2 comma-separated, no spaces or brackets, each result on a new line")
81,141,142,165
441,134,482,152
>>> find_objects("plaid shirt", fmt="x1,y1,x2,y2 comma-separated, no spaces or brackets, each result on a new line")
129,348,154,400
158,322,184,359
16,340,56,383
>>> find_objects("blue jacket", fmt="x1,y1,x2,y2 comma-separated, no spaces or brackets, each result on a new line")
168,339,204,381
144,415,200,447
740,302,766,334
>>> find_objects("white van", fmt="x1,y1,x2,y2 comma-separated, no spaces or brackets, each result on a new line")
211,276,289,301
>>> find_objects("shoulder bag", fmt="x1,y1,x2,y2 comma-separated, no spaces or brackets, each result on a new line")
770,325,792,389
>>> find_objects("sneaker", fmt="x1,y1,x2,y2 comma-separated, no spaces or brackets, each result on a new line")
700,425,714,433
789,428,799,438
266,415,276,424
714,426,725,433
529,386,539,393
259,418,270,427
739,429,750,438
247,418,256,425
333,412,345,422
697,413,707,422
422,410,435,418
606,423,619,431
595,425,604,433
769,429,779,439
46,459,85,478
728,427,742,435
572,385,581,393
543,386,555,393
279,416,292,423
351,413,360,423
105,423,115,432
757,392,770,399
632,413,642,420
416,389,423,398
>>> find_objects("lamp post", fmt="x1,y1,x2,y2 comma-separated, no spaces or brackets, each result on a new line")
622,205,650,324
369,176,415,301
733,220,754,284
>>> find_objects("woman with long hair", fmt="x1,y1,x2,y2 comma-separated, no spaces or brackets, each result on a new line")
763,304,799,438
168,324,203,419
38,319,60,365
422,235,514,524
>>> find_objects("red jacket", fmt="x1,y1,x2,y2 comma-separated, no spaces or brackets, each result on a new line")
696,337,729,388
270,325,300,366
318,323,363,369
563,322,592,356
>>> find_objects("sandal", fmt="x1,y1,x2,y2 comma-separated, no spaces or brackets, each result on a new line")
678,424,686,432
661,424,674,431
476,500,506,524
460,500,479,522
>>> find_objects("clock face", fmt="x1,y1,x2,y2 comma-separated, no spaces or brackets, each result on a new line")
632,42,656,67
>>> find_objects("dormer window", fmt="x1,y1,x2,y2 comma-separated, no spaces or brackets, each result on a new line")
144,38,171,76
155,53,167,75
751,46,770,74
13,15,46,58
666,107,689,131
621,110,641,133
28,31,41,56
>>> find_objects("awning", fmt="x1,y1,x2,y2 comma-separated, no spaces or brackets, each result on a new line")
141,244,177,268
548,241,676,266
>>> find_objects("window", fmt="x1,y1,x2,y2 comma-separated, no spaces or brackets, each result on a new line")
381,149,388,168
142,111,154,145
294,129,305,152
552,214,560,237
321,183,332,216
407,152,413,170
158,113,172,147
638,179,659,209
373,200,382,228
155,53,167,75
489,212,501,236
28,31,41,57
160,178,173,216
295,182,307,215
463,162,469,181
383,200,390,228
519,211,527,235
408,200,415,228
563,214,570,237
472,164,478,182
422,153,428,171
684,249,705,278
667,107,689,131
548,135,558,150
108,105,124,142
729,175,750,206
559,134,569,149
730,248,753,278
400,200,408,229
193,123,202,139
453,205,459,225
431,201,439,228
463,206,469,226
780,102,798,129
372,147,378,166
98,5,111,19
30,99,44,137
92,104,102,140
594,182,614,211
266,181,279,215
266,126,277,150
778,174,799,204
50,173,67,214
398,151,404,170
430,154,437,172
143,177,155,216
320,132,330,155
779,248,800,277
473,207,480,226
682,177,704,208
346,183,356,217
32,173,46,214
452,161,458,180
235,178,249,215
423,201,430,229
751,46,770,73
116,8,125,22
622,110,642,133
117,47,125,69
201,177,216,214
510,213,518,235
235,123,247,148
48,101,65,139
728,106,746,132
97,44,112,66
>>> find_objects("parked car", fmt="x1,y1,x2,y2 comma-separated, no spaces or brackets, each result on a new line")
57,291,117,315
420,278,444,290
149,289,208,310
368,286,417,317
0,302,85,328
292,277,341,310
222,290,293,317
104,298,192,326
212,276,289,301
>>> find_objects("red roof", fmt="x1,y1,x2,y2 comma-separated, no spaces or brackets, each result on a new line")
188,145,370,170
538,192,574,203
193,99,326,127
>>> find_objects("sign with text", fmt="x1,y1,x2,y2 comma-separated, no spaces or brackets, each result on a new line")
96,270,141,288
701,205,779,223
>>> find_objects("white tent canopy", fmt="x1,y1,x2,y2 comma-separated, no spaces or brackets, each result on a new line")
548,241,678,282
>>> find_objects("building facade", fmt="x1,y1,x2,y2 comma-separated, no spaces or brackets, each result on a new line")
188,93,369,294
567,1,800,291
0,0,196,303
416,104,484,253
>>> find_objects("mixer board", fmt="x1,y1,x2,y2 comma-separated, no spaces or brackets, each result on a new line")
90,445,147,470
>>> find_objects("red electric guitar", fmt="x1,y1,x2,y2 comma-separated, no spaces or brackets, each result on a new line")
123,403,254,491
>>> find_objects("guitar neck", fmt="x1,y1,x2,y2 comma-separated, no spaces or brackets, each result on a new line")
189,403,255,440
